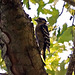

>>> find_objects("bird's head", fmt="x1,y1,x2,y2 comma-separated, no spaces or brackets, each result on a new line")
35,18,47,24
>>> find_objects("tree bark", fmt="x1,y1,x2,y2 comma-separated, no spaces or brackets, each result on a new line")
0,0,47,75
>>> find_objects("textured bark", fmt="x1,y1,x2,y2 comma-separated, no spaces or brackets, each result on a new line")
0,0,47,75
66,54,74,75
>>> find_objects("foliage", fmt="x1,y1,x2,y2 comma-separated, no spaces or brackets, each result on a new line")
25,0,73,75
47,7,59,26
65,3,75,16
0,50,7,71
65,3,75,21
57,25,73,43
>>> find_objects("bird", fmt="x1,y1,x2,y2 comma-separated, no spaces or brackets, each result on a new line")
35,17,50,60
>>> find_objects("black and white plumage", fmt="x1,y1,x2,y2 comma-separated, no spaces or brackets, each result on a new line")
35,18,50,60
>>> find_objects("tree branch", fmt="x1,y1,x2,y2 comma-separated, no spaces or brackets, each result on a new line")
63,0,75,6
66,54,74,75
59,2,65,16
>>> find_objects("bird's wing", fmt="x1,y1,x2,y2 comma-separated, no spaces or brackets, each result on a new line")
41,24,50,52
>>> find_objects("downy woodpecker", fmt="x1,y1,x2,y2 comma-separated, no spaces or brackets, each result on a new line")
35,18,50,60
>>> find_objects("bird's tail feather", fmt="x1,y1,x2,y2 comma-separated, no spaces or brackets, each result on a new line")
43,43,46,60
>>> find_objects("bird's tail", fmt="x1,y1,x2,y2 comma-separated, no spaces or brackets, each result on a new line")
43,43,46,60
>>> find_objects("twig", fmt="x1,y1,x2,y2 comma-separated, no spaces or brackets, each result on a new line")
59,2,65,16
72,15,75,26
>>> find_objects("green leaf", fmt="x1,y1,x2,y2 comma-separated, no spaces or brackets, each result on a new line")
47,7,59,26
55,61,67,75
47,16,57,26
39,0,45,5
30,0,37,4
58,26,73,43
23,0,28,4
48,0,54,3
51,7,59,17
46,69,55,75
26,1,30,9
42,8,52,14
32,18,37,25
61,23,67,34
37,6,42,15
30,0,41,4
23,0,30,9
57,24,67,41
37,0,46,15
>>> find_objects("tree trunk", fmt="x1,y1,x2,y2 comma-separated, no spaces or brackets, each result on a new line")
0,0,47,75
